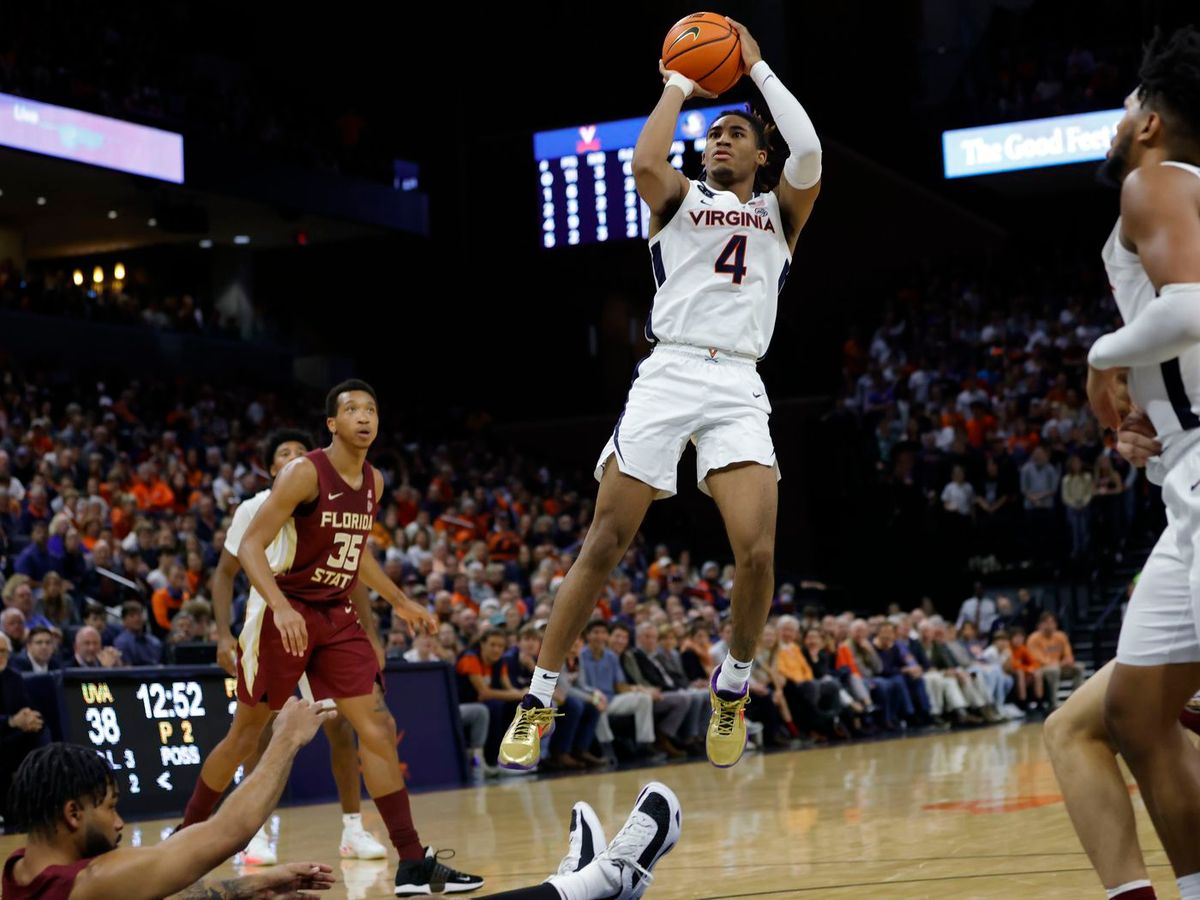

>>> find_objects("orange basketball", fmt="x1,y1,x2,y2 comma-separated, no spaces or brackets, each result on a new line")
662,12,743,96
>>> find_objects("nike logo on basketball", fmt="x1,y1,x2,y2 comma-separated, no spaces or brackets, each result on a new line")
328,492,343,500
667,26,701,51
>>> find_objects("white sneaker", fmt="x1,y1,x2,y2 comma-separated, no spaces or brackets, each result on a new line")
554,801,607,876
236,826,277,866
340,821,387,860
597,782,682,899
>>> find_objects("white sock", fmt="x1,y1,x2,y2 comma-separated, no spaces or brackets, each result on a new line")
716,654,753,694
547,859,619,900
342,813,361,830
1179,873,1200,900
530,667,559,706
1107,879,1153,898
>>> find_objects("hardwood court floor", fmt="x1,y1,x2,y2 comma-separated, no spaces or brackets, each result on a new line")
1,722,1176,898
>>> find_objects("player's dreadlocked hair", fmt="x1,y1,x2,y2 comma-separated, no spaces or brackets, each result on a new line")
262,427,313,464
711,107,786,193
8,743,116,837
1139,26,1200,144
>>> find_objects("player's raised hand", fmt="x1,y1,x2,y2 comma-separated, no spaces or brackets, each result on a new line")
240,861,336,897
274,696,337,748
273,603,308,656
392,594,437,636
724,17,763,71
659,59,718,100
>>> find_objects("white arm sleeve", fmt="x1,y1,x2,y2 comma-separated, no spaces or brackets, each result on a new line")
1088,283,1200,368
750,60,821,189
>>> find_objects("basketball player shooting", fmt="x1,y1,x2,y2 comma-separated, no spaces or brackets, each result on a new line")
1049,26,1200,900
499,18,822,772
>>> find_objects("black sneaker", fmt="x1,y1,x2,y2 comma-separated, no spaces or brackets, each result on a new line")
394,846,484,895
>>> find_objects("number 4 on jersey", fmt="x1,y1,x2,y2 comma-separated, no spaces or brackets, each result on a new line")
715,234,748,284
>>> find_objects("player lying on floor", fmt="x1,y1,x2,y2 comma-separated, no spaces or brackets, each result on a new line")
3,696,335,900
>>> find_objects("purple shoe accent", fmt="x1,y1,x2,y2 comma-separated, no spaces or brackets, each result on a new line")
711,667,749,702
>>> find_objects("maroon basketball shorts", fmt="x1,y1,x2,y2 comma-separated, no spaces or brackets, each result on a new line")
236,594,378,709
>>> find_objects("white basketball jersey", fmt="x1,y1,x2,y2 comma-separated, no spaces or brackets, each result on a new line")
224,489,297,659
1102,161,1200,458
646,179,792,359
224,489,295,573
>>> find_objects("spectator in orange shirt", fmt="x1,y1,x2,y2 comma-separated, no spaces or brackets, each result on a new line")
185,550,205,595
1007,628,1045,708
487,512,521,563
131,462,175,513
646,545,673,584
776,616,847,740
450,573,478,613
1027,613,1077,709
150,562,191,636
28,418,54,454
964,401,997,450
110,494,137,541
392,485,419,527
1006,418,1041,456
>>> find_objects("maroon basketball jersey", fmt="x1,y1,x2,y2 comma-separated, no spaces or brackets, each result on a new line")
3,849,91,899
275,448,375,605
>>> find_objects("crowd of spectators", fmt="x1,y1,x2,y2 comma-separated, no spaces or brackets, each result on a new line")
445,592,1078,777
832,254,1161,585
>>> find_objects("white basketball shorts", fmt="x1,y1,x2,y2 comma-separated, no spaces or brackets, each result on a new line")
595,342,780,500
1117,446,1200,666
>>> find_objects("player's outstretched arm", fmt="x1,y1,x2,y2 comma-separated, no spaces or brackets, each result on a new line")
70,698,336,900
238,457,318,656
632,62,707,220
169,862,336,899
726,17,821,249
1089,165,1200,369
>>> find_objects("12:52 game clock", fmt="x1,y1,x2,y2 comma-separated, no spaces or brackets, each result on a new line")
61,670,237,817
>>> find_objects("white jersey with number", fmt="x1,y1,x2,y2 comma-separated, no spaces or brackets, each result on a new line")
646,179,792,359
1102,160,1200,469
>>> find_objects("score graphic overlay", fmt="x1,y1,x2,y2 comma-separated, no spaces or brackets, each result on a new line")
63,672,236,817
533,104,737,248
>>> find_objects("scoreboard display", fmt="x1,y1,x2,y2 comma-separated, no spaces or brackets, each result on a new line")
62,670,236,817
533,103,742,248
